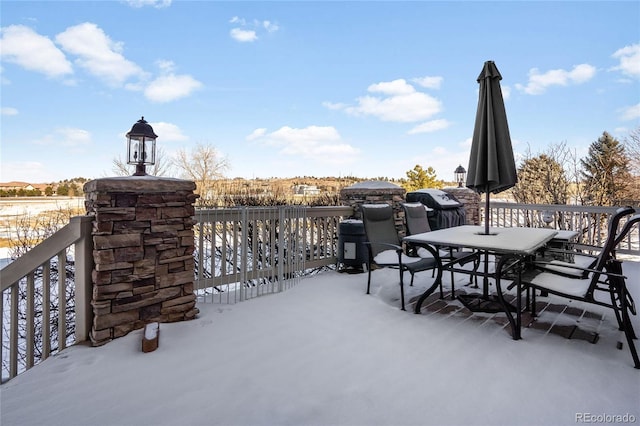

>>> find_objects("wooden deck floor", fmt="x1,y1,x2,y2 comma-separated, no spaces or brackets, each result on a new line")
409,287,606,344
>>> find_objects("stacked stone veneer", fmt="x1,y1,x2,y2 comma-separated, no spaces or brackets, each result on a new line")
339,181,406,235
442,187,481,225
339,182,482,233
83,177,199,346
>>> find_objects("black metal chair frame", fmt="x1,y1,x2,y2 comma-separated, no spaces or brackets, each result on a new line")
361,204,443,311
402,202,480,298
521,207,639,369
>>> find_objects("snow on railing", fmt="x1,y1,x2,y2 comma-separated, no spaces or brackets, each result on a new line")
0,215,93,383
193,206,353,303
4,202,637,383
0,206,353,383
484,202,640,255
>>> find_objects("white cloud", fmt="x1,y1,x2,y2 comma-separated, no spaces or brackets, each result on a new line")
246,128,267,141
56,127,92,147
144,74,202,103
229,16,279,42
142,60,202,103
156,60,176,73
620,103,640,121
0,25,73,78
1,107,18,116
148,122,188,142
263,21,279,33
368,79,415,95
407,119,452,135
412,76,443,90
611,43,640,78
349,92,442,123
55,23,145,87
229,16,246,25
326,78,443,123
322,101,347,111
230,28,258,43
124,0,172,8
34,127,91,149
515,64,597,95
501,85,511,100
246,125,359,161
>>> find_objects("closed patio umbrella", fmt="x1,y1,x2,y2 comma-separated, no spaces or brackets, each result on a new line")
466,60,517,235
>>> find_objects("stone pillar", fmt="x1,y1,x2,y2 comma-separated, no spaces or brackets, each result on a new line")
443,187,481,226
83,176,200,346
339,181,406,235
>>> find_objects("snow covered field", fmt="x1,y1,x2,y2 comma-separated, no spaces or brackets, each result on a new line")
0,197,85,217
0,197,84,258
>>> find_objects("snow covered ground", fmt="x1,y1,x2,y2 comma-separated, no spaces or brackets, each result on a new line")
1,261,639,426
0,197,85,252
0,197,84,217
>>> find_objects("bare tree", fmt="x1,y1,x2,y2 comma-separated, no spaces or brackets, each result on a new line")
174,143,229,200
111,146,175,177
622,127,640,201
622,126,640,174
2,207,80,375
512,141,583,204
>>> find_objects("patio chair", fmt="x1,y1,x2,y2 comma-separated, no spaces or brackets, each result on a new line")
533,207,635,279
520,207,640,368
402,202,479,297
361,203,443,311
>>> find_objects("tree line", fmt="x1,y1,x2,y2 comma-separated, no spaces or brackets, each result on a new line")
512,129,640,206
400,128,640,206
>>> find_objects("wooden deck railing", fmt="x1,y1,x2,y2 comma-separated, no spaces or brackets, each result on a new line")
485,202,640,254
193,206,353,303
0,215,93,382
3,201,639,383
0,206,353,382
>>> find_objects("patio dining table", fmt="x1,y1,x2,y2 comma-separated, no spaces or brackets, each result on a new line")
404,225,558,339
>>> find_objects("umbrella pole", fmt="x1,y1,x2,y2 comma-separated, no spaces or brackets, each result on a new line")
484,188,490,298
485,187,490,235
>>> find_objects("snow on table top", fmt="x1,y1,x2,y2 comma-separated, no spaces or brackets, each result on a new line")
404,225,558,254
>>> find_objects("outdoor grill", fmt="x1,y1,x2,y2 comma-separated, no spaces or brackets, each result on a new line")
406,189,466,230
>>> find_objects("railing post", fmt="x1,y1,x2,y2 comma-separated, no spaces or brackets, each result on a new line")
278,207,285,291
240,208,248,301
73,216,94,342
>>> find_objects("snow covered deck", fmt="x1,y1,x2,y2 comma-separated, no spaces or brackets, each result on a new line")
1,262,639,426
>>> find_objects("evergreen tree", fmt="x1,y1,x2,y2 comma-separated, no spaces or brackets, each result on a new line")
402,165,444,191
57,184,69,196
512,154,568,205
581,132,631,206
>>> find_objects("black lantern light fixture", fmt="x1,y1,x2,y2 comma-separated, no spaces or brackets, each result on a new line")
126,116,158,176
454,164,466,188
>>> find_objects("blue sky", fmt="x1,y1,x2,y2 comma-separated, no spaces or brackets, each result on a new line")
1,1,639,183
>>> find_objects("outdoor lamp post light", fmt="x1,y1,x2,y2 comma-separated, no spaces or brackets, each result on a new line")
126,116,158,176
454,165,467,188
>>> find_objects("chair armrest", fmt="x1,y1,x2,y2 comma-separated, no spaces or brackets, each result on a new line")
412,242,441,261
363,241,403,253
540,247,599,257
527,260,627,280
